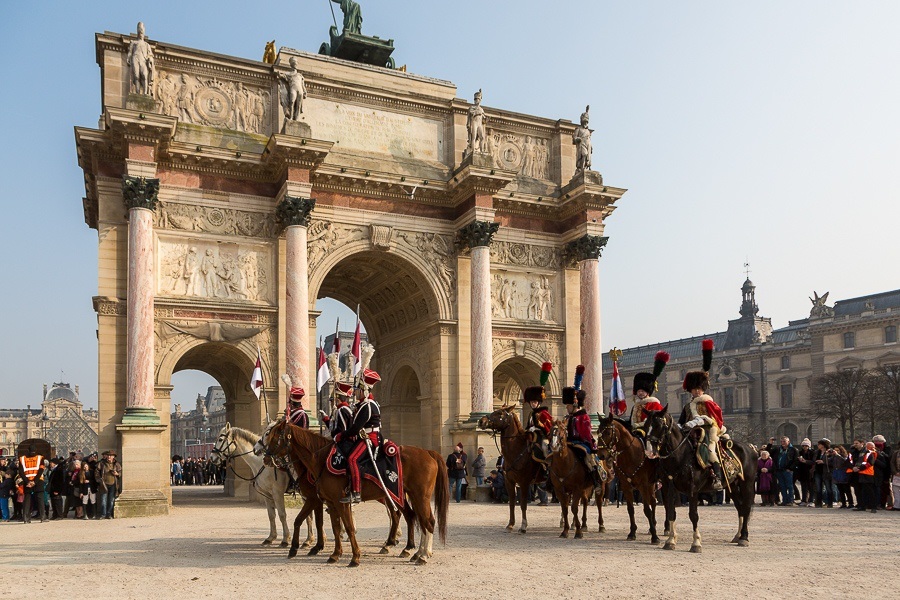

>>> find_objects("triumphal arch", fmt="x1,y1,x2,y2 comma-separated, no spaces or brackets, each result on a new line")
75,15,625,516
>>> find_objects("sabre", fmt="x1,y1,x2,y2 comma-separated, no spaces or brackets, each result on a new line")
363,433,397,511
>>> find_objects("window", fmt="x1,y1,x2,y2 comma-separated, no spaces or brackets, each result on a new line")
780,384,793,408
723,387,735,413
886,326,897,344
0,432,6,443
843,332,855,349
781,355,790,370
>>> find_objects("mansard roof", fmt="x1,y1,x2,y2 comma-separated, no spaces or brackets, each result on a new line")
603,332,727,370
833,289,900,316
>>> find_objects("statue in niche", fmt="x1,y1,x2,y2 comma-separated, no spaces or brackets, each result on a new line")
176,74,197,123
127,22,155,95
466,89,487,155
277,56,308,121
156,71,178,116
528,281,541,320
232,81,250,131
500,278,514,319
573,105,593,173
332,0,363,34
538,276,552,321
201,249,219,298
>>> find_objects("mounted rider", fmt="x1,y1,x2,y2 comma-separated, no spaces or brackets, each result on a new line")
679,339,726,491
340,368,382,504
630,351,670,436
562,364,605,490
321,381,354,440
525,361,554,461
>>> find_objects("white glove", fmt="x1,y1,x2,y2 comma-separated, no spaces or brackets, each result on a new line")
685,418,704,429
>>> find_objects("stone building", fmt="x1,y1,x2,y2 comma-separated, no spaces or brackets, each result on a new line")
604,282,900,445
0,382,99,457
169,386,226,458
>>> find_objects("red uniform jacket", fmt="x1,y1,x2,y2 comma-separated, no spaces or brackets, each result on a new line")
528,406,553,436
640,400,664,422
567,409,595,450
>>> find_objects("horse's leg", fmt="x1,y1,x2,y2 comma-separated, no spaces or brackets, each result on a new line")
689,495,702,553
398,505,417,558
275,493,290,547
596,490,606,533
559,489,570,538
409,484,437,565
505,480,517,531
262,498,278,545
309,501,325,555
642,484,660,545
580,490,588,529
518,483,529,534
572,493,584,539
326,502,343,564
662,483,677,550
302,514,315,548
341,503,361,567
625,488,637,540
289,499,313,558
737,481,752,546
380,504,400,554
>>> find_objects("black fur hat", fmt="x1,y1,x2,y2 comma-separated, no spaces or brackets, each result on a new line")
523,386,545,404
562,387,576,405
632,373,656,396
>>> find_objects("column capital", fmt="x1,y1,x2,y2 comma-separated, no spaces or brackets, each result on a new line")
457,220,499,251
276,196,316,229
122,176,160,212
565,234,608,264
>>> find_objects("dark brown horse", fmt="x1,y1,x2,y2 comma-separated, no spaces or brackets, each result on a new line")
643,407,757,552
596,414,661,544
478,406,542,534
548,420,596,539
263,420,448,567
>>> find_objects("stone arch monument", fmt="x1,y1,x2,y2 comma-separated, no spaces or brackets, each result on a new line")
75,21,626,516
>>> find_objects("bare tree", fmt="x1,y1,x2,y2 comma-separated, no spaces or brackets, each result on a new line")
811,369,873,443
872,364,900,442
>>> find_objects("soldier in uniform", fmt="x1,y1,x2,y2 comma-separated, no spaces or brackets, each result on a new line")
340,369,382,504
320,382,354,440
19,443,46,523
679,339,726,491
286,386,309,429
630,351,670,436
562,386,604,490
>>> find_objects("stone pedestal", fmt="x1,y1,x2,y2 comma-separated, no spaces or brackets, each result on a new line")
125,93,162,114
282,119,312,138
115,424,169,517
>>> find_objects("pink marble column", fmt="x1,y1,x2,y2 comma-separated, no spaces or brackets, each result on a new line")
285,224,309,391
579,258,603,415
122,176,160,423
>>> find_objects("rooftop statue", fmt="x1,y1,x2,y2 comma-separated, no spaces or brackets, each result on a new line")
277,56,308,121
320,0,395,68
127,22,155,96
573,105,593,173
332,0,363,34
466,89,487,155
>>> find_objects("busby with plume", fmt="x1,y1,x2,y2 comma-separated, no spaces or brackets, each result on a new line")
562,387,576,405
682,339,714,391
633,351,670,395
524,361,553,404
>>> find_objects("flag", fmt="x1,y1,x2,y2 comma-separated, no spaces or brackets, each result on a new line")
609,360,626,416
332,318,340,353
351,308,362,377
250,346,264,400
316,337,329,393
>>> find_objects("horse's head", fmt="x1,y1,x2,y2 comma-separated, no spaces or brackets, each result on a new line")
643,405,671,459
595,413,617,460
253,419,280,456
549,419,567,453
209,423,233,466
479,404,518,433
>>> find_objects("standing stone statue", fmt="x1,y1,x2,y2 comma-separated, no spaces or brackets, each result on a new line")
127,22,155,96
277,56,308,121
332,0,363,34
573,105,593,173
466,89,487,155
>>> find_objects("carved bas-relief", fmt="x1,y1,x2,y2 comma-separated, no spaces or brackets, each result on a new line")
156,237,273,304
307,220,366,272
488,130,551,179
156,201,277,238
396,231,456,302
155,71,271,134
490,272,557,323
490,241,561,269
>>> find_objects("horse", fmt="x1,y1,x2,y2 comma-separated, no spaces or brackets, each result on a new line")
253,419,413,559
547,420,596,539
210,423,317,549
595,414,661,544
262,40,276,64
262,420,448,567
643,407,758,552
478,406,543,534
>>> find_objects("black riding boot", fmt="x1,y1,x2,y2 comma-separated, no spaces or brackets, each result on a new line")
710,464,724,491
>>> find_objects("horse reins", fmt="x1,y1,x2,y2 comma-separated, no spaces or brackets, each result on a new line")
596,422,645,483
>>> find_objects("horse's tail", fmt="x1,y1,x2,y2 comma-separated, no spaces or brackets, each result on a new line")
430,450,449,544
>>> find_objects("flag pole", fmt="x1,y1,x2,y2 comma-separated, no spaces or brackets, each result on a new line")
258,345,270,424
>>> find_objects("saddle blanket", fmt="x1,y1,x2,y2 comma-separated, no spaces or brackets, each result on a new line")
327,440,404,507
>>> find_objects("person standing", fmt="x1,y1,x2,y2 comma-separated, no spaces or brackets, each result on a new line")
0,457,12,522
890,441,900,511
19,444,46,523
850,442,878,513
446,443,468,503
47,457,67,519
471,447,486,486
757,450,775,506
774,437,798,506
97,450,122,519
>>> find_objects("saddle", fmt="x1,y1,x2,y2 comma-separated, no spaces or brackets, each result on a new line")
327,440,404,507
687,428,744,483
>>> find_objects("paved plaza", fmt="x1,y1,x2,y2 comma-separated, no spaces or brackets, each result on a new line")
3,487,896,599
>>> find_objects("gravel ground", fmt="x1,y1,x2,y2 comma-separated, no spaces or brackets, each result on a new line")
2,486,897,599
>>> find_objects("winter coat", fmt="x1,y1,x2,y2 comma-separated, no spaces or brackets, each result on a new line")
471,454,486,479
756,458,774,493
774,445,798,472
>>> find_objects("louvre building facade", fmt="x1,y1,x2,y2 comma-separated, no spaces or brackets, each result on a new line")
0,382,99,457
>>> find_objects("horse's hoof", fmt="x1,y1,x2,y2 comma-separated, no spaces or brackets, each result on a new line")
663,543,675,550
599,526,606,533
505,525,514,531
348,561,360,568
519,528,527,534
398,549,411,559
409,554,419,563
626,534,636,541
378,547,390,555
690,545,702,553
280,541,289,547
737,539,749,547
300,542,310,549
415,557,427,566
559,532,568,538
574,532,583,539
308,547,322,556
730,535,740,544
327,556,339,564
288,548,298,559
261,539,273,546
651,537,660,545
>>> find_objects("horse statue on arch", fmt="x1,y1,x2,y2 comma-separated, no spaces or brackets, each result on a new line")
643,407,758,552
262,419,448,567
548,420,606,539
478,405,543,534
595,413,662,544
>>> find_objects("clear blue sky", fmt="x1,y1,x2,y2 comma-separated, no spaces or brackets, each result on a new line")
1,1,898,410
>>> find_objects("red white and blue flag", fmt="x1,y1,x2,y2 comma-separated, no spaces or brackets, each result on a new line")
609,360,627,416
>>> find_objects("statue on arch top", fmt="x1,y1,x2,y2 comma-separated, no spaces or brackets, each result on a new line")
573,105,593,173
466,89,487,156
127,21,155,96
277,56,308,121
332,0,363,34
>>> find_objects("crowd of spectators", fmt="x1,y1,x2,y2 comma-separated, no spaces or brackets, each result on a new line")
170,457,224,486
0,450,122,523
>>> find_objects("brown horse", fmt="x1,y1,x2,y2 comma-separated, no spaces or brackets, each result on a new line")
548,420,596,539
478,406,542,534
263,420,448,567
596,414,661,544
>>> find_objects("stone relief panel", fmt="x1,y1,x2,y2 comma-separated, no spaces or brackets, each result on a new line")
485,129,551,179
156,201,277,238
379,335,432,396
156,236,273,304
490,241,561,270
395,231,456,303
490,271,558,323
375,297,430,337
155,70,272,134
307,220,366,272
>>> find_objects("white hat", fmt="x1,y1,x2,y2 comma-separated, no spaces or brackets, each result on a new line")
801,438,811,447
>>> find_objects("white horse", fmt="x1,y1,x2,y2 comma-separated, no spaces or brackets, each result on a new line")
210,423,317,548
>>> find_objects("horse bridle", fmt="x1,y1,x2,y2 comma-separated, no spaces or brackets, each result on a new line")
483,411,531,468
644,413,689,460
210,430,265,482
596,420,646,483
